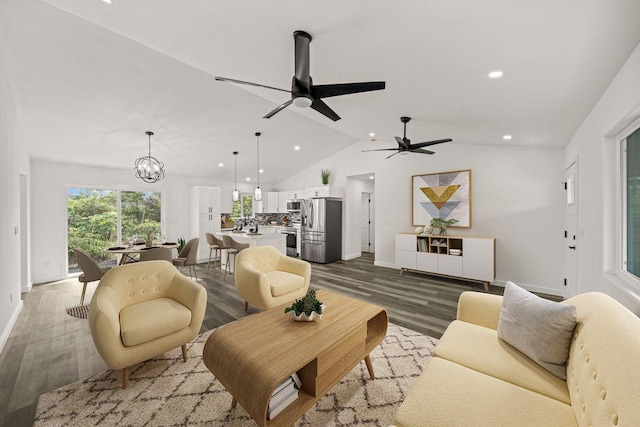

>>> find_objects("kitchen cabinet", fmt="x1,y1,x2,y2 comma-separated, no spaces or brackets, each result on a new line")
278,192,288,213
395,233,495,291
191,186,222,262
303,186,344,199
289,189,304,200
220,190,234,214
192,186,221,214
265,192,279,213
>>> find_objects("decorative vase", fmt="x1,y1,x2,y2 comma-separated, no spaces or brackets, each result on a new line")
415,227,424,234
286,304,326,322
439,227,447,236
146,233,153,247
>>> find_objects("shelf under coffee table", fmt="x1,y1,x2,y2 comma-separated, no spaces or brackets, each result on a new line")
202,289,388,426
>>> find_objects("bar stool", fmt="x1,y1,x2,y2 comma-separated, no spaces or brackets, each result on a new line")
222,235,249,280
206,233,224,273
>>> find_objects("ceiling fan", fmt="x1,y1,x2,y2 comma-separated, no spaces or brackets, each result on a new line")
215,30,385,122
363,116,452,159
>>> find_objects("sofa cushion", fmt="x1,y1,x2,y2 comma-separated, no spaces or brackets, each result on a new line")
266,271,304,297
120,298,191,347
435,320,570,404
497,281,577,379
394,357,578,427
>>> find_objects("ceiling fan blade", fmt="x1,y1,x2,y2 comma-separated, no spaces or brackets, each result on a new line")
395,136,409,149
362,148,400,152
410,138,453,149
310,99,341,121
312,81,386,99
215,76,291,94
386,151,400,159
263,99,294,119
293,31,311,86
410,148,435,155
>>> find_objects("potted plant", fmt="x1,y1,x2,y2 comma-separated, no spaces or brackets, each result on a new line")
321,169,331,185
284,289,325,322
430,217,459,235
177,237,186,253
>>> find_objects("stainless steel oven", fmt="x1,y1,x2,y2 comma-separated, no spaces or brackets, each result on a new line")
280,226,298,257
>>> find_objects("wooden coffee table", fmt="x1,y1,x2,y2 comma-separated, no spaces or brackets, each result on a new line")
202,290,388,426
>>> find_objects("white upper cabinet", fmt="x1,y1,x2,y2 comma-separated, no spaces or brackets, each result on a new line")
192,186,221,214
303,186,344,199
220,190,234,214
265,192,280,213
289,189,304,200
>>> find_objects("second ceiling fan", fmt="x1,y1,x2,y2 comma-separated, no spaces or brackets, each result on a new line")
363,117,452,159
215,30,385,121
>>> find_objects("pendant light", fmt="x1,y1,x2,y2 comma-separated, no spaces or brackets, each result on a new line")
134,131,165,183
232,151,240,202
254,132,263,201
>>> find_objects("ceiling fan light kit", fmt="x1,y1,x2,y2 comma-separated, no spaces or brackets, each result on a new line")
215,30,385,121
134,131,165,183
362,116,453,159
232,151,240,202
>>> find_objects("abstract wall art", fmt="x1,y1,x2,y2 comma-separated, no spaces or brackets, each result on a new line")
412,169,471,227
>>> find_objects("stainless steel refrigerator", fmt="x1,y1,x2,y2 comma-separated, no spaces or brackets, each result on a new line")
301,198,342,263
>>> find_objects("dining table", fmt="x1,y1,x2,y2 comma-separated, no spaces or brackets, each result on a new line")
105,242,180,265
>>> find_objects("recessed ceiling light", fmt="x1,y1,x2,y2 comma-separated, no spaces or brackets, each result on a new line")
369,176,374,180
503,134,512,141
369,132,375,137
246,177,251,181
294,145,300,151
102,0,112,3
259,169,264,173
218,163,224,167
488,70,504,79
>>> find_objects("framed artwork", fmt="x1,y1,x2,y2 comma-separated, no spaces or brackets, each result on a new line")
412,169,471,227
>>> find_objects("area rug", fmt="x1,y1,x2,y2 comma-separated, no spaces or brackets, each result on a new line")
34,323,437,426
65,303,89,319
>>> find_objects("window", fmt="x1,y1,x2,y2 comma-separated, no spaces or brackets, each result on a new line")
67,188,162,274
232,193,253,219
622,126,640,280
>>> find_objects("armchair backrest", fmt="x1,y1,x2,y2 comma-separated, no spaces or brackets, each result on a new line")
236,246,282,273
205,232,216,246
74,248,104,281
96,260,180,308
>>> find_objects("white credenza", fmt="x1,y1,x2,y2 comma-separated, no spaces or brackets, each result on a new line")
395,233,495,291
191,186,222,263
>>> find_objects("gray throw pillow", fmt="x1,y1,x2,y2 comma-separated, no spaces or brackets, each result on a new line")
497,281,577,380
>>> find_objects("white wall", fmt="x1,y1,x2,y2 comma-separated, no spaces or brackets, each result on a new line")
277,142,565,295
30,160,256,284
0,48,29,353
564,41,640,313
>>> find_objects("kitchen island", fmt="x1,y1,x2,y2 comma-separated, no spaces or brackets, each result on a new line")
215,230,286,273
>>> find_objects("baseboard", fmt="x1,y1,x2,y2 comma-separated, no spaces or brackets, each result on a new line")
343,253,361,261
491,279,563,297
374,261,397,269
21,281,33,293
0,300,23,355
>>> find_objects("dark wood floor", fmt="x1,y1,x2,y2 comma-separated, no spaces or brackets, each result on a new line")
0,253,559,426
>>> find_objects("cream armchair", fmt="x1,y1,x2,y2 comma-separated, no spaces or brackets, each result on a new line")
234,246,311,311
89,260,207,388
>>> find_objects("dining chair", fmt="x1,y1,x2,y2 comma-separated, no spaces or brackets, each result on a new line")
172,238,199,280
206,232,224,273
74,248,111,305
139,247,173,263
222,235,249,280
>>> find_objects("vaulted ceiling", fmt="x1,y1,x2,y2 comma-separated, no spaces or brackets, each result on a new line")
2,0,640,184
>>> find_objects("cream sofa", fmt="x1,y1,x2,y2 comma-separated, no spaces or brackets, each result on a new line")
89,260,207,388
393,291,640,427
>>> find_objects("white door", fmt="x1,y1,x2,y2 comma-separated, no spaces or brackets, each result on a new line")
565,161,578,298
361,192,374,253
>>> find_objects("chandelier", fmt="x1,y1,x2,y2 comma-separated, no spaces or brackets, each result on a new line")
254,132,262,201
134,131,165,183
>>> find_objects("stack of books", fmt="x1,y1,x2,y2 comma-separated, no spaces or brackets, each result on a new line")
268,372,302,420
449,249,462,256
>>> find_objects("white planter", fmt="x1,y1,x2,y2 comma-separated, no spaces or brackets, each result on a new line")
286,304,326,322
